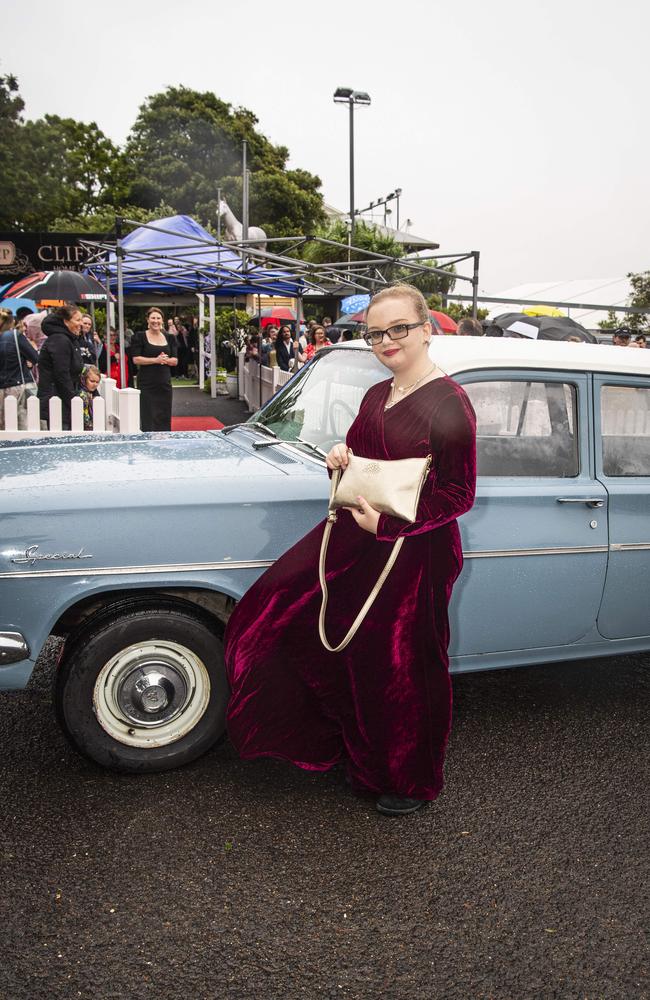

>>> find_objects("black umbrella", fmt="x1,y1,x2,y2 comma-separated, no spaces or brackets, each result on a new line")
0,270,111,303
331,315,363,329
492,312,597,343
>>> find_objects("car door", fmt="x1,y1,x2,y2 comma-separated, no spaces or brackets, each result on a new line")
594,375,650,639
449,370,608,657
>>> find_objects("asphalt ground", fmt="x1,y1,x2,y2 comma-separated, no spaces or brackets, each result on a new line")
171,383,250,425
0,643,647,1000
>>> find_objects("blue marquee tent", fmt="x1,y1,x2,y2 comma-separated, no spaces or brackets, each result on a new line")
85,214,304,298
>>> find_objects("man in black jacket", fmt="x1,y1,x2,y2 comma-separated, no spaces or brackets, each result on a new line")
275,325,296,372
37,304,84,429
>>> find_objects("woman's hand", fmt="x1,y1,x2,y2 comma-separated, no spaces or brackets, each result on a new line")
345,495,380,535
326,443,350,471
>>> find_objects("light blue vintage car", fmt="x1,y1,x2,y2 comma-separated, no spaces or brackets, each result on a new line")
1,337,649,771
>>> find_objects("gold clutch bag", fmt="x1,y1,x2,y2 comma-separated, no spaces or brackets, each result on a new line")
329,451,432,523
319,451,432,653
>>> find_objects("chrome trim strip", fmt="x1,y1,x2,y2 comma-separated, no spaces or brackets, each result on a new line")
609,542,650,552
0,559,275,581
0,545,617,581
463,545,609,559
0,631,30,665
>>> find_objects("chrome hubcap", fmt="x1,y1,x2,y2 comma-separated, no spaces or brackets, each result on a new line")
117,661,186,726
93,640,211,748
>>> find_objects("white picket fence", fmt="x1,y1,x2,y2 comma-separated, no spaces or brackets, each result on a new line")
0,378,141,440
239,355,293,410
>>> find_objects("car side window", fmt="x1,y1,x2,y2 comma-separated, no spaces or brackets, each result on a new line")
601,385,650,476
464,379,579,477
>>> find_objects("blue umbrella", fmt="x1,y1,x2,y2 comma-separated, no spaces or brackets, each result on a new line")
0,296,37,315
340,293,370,315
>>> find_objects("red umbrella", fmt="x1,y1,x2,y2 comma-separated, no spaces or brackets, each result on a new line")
250,306,297,326
429,310,458,334
0,270,111,303
339,307,458,334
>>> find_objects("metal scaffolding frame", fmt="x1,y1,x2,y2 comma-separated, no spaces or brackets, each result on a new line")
82,216,480,389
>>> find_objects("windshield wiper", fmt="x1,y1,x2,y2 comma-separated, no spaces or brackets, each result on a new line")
221,421,278,439
296,437,328,459
252,436,327,459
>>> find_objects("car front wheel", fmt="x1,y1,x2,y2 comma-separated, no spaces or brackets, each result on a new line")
54,603,229,772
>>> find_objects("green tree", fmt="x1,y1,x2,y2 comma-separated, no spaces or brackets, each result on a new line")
597,311,619,331
426,295,487,321
122,86,326,235
599,272,650,332
0,73,26,228
400,258,456,297
1,77,326,237
1,85,120,230
214,307,250,342
51,202,177,234
626,271,650,332
247,169,326,238
301,219,404,265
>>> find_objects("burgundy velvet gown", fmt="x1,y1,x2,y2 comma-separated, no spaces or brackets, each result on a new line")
224,375,477,800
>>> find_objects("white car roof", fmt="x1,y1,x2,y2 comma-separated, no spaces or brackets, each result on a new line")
424,336,650,378
337,335,650,377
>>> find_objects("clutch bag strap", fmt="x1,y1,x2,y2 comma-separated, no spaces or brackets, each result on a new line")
318,467,404,653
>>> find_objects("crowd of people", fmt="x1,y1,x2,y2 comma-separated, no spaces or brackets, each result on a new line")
611,329,647,348
1,300,647,435
244,317,358,372
0,304,202,433
243,313,648,375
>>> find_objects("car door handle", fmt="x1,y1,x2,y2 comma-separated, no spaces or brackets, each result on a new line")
556,497,605,508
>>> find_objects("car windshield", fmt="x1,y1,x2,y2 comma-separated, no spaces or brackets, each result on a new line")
248,347,387,456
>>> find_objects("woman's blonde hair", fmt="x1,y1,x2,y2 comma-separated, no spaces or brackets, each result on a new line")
366,284,430,325
0,307,15,332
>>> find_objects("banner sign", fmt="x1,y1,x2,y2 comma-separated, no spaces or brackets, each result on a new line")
0,232,106,280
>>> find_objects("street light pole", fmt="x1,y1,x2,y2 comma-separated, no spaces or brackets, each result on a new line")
348,98,355,243
333,88,371,245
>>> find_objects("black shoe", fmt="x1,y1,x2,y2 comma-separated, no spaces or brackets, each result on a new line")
376,795,427,817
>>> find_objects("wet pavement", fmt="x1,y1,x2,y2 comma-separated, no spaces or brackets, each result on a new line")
171,383,250,426
1,643,647,999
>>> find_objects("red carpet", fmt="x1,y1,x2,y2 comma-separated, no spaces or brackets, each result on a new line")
171,417,224,431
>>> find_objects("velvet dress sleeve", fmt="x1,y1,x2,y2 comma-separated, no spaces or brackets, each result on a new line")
376,385,477,542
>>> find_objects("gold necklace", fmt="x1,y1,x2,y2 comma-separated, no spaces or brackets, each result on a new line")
385,365,436,409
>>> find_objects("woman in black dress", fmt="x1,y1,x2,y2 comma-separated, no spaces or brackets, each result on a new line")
131,308,177,431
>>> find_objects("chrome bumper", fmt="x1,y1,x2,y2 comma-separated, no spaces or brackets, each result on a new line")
0,631,30,665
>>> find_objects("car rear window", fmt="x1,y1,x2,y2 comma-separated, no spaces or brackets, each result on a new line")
601,385,650,476
464,380,579,477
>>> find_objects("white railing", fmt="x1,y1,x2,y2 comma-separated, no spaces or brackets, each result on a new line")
0,379,141,439
238,354,293,411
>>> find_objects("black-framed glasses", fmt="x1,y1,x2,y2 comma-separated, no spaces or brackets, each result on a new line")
362,321,424,346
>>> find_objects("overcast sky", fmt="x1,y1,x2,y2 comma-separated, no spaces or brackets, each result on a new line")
4,0,649,290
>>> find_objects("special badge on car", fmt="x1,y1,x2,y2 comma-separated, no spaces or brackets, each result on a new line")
11,545,93,568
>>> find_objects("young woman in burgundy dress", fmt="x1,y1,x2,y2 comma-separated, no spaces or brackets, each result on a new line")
225,285,477,816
